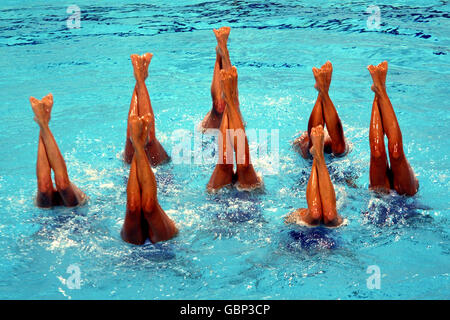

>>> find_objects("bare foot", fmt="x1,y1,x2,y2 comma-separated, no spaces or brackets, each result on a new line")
309,125,325,159
142,53,152,80
312,65,329,94
377,61,388,83
367,61,387,94
131,53,153,83
323,61,332,89
213,26,230,46
30,93,53,126
214,26,231,57
130,114,151,148
293,132,311,159
220,68,235,105
317,61,332,91
220,66,244,125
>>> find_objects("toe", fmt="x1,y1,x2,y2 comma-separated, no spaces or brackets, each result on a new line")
29,96,37,105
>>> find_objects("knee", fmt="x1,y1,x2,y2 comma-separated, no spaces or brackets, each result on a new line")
141,198,155,215
388,141,402,160
309,207,322,221
37,179,53,194
213,99,226,114
322,208,337,224
127,195,141,214
54,174,70,192
370,144,385,160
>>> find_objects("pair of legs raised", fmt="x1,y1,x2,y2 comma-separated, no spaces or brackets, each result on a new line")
207,66,262,192
121,114,178,245
368,61,419,196
30,94,86,208
202,26,242,130
286,125,344,227
294,61,347,159
124,53,169,166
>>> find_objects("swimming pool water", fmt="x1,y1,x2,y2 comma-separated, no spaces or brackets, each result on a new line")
0,0,449,299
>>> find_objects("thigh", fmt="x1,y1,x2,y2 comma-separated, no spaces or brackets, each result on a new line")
122,208,147,245
391,158,419,196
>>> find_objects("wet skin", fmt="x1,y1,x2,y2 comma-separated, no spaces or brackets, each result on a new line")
207,66,262,192
121,113,178,245
293,61,347,159
124,53,169,166
367,61,419,196
202,27,243,131
30,93,86,208
286,125,344,228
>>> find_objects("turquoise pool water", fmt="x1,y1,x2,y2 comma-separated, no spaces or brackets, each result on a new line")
0,0,449,299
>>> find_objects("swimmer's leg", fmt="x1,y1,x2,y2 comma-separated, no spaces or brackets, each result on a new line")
285,159,322,226
145,134,170,166
203,26,241,131
30,94,85,207
125,51,150,163
146,202,179,244
214,27,232,70
292,132,311,159
368,61,418,195
202,49,225,130
129,114,178,243
216,28,244,123
121,156,147,245
307,94,324,149
207,109,234,191
232,129,260,190
135,54,152,118
124,87,138,164
310,125,344,227
293,93,325,159
36,133,60,207
305,160,323,224
221,67,261,189
131,53,169,167
314,62,346,155
369,96,391,192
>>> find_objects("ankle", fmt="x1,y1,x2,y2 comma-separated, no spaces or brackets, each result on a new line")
136,79,146,88
38,121,49,130
133,144,146,155
378,86,387,96
320,91,330,99
313,152,325,163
